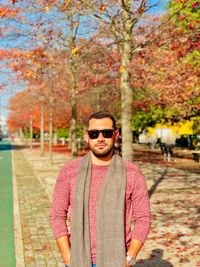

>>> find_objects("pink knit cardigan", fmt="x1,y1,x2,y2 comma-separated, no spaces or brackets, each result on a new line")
50,158,151,263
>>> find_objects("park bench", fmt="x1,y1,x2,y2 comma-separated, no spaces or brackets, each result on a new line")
192,151,200,163
159,142,175,162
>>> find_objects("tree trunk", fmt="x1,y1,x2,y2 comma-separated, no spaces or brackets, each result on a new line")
40,103,45,157
49,105,53,164
53,128,58,145
70,70,78,157
120,51,133,160
68,11,78,158
30,116,33,150
120,15,134,161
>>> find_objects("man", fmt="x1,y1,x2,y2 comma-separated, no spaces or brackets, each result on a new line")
50,111,151,267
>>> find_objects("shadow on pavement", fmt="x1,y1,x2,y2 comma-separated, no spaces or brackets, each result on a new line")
0,142,12,151
11,144,28,150
137,249,173,266
148,168,168,198
0,143,28,151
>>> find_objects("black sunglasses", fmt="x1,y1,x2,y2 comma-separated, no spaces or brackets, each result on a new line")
87,129,115,139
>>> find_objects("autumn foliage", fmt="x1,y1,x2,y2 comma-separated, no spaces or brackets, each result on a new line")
0,0,199,138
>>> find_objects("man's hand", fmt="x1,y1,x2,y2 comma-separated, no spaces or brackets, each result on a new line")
126,255,137,267
63,251,70,266
56,235,71,265
126,238,143,266
126,259,130,267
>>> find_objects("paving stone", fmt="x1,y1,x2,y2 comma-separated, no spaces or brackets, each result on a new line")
26,262,37,267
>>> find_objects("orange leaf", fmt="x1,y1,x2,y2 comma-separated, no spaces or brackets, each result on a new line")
99,5,106,12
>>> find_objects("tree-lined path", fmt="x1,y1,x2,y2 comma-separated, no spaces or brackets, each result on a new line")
0,0,199,265
0,140,15,267
1,0,199,161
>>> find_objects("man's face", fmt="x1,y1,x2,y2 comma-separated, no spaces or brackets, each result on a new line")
86,117,118,158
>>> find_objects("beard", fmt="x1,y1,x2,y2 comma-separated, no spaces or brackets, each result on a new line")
90,143,114,158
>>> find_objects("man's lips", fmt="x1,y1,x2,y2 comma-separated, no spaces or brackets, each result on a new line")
96,144,107,149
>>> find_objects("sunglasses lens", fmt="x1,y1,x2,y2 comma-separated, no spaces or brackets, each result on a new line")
88,130,99,139
102,130,114,138
88,129,114,139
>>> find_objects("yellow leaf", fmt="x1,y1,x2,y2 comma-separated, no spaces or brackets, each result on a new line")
71,47,79,54
119,66,125,73
38,35,45,40
44,6,49,13
63,0,71,10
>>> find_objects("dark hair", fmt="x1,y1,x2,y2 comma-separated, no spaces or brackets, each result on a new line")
88,110,117,129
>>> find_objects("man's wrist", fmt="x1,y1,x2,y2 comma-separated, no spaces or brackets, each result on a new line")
63,252,70,266
126,253,136,266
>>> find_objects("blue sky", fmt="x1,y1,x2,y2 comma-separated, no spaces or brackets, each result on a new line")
149,0,168,13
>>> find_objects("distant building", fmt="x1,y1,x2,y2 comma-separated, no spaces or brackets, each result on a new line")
139,121,194,145
0,116,8,136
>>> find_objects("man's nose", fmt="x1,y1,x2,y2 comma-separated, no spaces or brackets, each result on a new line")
97,132,105,141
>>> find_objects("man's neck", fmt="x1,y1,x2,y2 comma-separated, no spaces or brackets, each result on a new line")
91,152,113,166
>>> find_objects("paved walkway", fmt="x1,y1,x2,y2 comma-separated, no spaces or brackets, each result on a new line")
11,144,200,267
13,148,65,267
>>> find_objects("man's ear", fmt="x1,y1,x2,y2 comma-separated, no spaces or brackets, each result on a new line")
114,130,119,142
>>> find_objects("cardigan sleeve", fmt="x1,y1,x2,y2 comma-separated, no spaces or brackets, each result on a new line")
127,163,151,243
50,164,70,239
